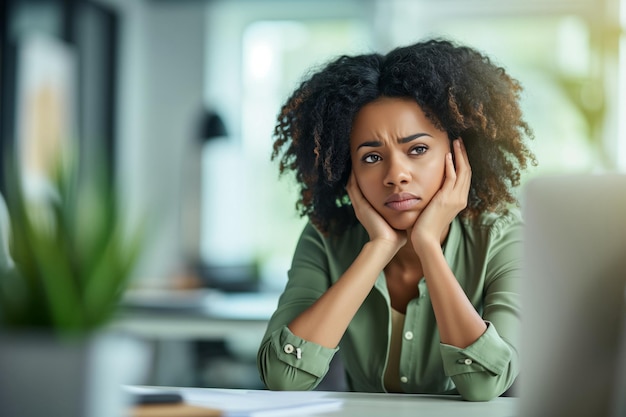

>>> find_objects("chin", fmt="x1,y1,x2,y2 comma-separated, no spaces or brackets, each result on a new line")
384,212,419,231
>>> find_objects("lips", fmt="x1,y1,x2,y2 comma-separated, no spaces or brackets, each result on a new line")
384,192,421,211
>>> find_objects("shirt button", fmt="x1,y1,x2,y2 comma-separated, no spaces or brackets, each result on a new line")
400,376,408,383
404,331,414,340
283,344,295,354
464,358,473,365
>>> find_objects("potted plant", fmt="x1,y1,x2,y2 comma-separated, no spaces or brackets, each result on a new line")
0,150,147,417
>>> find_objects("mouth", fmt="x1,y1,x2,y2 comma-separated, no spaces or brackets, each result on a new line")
384,192,421,211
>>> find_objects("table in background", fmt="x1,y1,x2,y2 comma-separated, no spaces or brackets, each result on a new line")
111,289,280,388
113,289,278,340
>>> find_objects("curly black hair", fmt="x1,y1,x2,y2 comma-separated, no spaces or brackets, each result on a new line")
272,38,536,235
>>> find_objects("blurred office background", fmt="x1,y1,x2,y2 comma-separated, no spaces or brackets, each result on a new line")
1,0,625,390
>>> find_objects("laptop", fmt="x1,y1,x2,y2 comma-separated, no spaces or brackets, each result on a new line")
519,174,626,417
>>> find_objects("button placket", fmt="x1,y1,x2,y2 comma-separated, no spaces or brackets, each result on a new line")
400,299,419,390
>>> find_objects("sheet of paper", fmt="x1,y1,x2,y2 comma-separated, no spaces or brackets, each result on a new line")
179,387,343,417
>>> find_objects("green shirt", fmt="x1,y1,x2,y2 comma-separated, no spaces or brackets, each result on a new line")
257,210,521,401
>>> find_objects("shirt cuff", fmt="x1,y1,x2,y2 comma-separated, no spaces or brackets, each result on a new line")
440,321,513,377
270,326,339,378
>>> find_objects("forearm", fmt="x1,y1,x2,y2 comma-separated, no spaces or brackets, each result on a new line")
419,241,486,348
288,240,396,348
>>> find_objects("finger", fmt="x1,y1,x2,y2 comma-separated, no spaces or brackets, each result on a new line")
458,139,471,170
442,151,457,191
453,139,472,190
453,139,468,171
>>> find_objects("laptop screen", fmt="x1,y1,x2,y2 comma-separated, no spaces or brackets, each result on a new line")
519,174,626,417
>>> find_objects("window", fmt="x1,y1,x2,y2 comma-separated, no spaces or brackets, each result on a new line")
201,1,371,290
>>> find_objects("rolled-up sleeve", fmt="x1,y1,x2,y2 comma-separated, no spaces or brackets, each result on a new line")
257,222,341,391
258,326,339,390
440,322,516,401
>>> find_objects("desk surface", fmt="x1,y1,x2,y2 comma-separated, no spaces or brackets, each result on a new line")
139,387,518,417
319,391,517,417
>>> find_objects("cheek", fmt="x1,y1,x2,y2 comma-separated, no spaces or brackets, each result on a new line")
426,155,445,175
421,157,447,194
355,171,377,202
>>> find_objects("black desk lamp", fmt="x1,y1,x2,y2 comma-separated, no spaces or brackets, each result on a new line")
198,110,228,143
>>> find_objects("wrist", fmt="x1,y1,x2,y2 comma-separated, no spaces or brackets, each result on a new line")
412,237,441,258
366,238,401,262
411,223,451,256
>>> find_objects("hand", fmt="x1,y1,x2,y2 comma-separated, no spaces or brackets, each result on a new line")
346,171,406,252
410,138,471,253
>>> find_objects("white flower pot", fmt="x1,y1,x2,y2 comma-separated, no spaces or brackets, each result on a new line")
0,330,149,417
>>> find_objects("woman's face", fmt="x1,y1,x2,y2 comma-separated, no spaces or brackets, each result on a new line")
350,97,450,231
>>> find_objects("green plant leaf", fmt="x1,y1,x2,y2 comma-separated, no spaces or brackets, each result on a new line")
1,141,145,334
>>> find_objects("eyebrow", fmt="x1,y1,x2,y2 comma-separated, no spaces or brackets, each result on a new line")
356,133,430,150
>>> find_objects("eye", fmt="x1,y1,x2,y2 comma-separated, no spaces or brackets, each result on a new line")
362,154,382,163
410,145,428,155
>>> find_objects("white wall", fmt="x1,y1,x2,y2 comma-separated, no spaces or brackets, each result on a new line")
96,0,206,286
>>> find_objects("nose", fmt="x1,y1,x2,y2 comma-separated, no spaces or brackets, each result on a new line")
384,156,411,186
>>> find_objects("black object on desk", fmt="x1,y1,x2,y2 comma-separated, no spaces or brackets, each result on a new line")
126,387,183,405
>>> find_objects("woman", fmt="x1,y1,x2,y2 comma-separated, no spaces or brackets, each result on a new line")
257,38,535,401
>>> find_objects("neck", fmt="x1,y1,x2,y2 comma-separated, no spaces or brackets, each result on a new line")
393,239,421,270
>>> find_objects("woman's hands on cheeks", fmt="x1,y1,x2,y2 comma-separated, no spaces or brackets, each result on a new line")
410,138,471,254
346,172,406,253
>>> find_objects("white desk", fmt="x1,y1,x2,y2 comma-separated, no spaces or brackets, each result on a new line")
136,387,518,417
316,391,517,417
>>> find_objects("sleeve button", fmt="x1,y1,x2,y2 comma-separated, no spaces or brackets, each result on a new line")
284,344,295,354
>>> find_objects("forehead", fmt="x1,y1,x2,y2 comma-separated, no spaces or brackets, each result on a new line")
350,97,443,142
